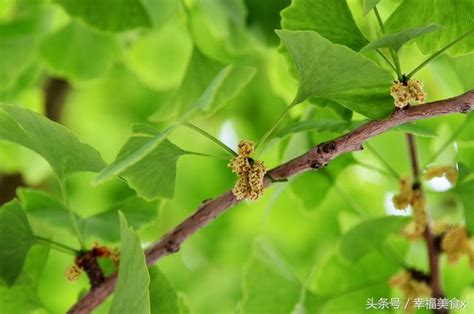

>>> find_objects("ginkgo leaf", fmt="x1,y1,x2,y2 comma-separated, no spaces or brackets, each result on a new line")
339,216,410,261
241,239,302,314
281,0,368,51
54,0,151,32
114,124,188,200
0,104,106,179
385,0,474,55
109,212,150,314
151,48,255,122
39,21,120,81
0,200,35,286
277,30,394,119
361,24,444,52
149,267,183,314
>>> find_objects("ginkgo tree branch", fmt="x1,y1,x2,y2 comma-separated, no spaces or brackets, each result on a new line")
68,90,474,314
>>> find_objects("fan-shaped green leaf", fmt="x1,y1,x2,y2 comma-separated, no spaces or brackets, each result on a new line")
281,0,367,51
0,105,106,179
385,0,474,56
39,21,120,81
276,30,394,119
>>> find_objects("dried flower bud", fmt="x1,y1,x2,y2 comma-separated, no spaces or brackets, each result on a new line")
392,177,413,210
441,226,473,267
65,264,82,282
390,270,431,313
423,165,458,185
390,80,426,108
229,140,266,201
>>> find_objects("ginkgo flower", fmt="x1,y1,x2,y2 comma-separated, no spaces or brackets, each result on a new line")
441,226,474,268
229,140,266,200
65,264,82,282
390,79,426,108
392,177,413,210
390,270,431,313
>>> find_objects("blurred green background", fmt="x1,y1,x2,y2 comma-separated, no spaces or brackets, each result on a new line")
0,0,473,313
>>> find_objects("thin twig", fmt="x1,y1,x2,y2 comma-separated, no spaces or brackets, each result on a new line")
406,134,447,314
68,90,473,314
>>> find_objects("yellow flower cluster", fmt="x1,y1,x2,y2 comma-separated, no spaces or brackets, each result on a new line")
390,270,432,313
393,177,427,236
228,140,266,200
390,80,426,108
441,226,474,268
392,177,413,210
423,165,458,185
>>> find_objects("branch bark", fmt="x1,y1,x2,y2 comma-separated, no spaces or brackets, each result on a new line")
68,90,474,314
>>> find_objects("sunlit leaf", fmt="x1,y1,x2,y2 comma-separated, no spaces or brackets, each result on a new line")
339,216,410,261
281,0,367,50
241,239,301,314
276,120,364,138
0,244,49,313
385,0,474,55
0,200,35,286
18,188,158,243
363,0,381,16
110,212,150,314
277,30,394,119
361,24,443,52
54,0,151,32
0,104,106,179
116,124,188,200
151,48,255,122
39,21,120,80
149,267,183,314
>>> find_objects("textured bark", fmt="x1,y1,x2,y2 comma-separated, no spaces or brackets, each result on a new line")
68,90,474,314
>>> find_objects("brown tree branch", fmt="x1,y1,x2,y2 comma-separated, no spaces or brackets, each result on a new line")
406,134,447,314
68,90,474,314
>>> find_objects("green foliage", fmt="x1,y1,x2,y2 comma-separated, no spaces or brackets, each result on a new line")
0,200,35,286
39,21,120,80
0,0,473,313
361,24,444,52
151,48,256,122
0,244,49,313
0,104,105,179
281,0,367,50
149,267,186,314
54,0,151,32
385,0,474,56
241,240,302,314
277,30,394,119
110,212,150,314
118,125,187,200
18,188,158,243
339,216,410,261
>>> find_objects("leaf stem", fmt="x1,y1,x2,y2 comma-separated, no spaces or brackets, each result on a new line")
182,122,237,157
365,143,400,179
256,102,297,152
35,236,79,255
373,6,403,80
407,29,474,79
184,151,230,160
59,179,85,249
376,49,398,73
